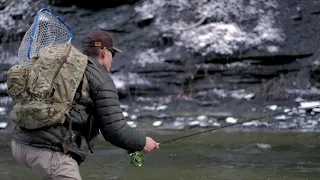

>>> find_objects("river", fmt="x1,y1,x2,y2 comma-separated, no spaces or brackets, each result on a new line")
1,130,319,180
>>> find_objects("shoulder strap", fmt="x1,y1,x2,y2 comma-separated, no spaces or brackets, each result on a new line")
77,73,92,109
81,74,88,97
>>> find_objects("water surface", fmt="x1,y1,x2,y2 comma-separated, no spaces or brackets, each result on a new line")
1,131,320,180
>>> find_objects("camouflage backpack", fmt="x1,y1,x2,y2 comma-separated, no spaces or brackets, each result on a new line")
6,43,88,130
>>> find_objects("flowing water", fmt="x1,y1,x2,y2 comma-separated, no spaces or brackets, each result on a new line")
0,130,320,180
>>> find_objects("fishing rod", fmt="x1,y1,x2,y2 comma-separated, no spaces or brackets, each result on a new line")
128,103,319,167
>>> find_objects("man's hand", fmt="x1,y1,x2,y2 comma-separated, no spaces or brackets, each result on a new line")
143,137,159,153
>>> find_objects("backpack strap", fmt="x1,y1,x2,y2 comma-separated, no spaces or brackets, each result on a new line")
61,73,93,154
81,74,88,97
77,74,92,109
80,74,94,153
62,114,74,153
62,74,89,153
86,114,94,154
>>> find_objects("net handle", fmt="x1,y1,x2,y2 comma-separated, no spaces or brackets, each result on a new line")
27,8,73,60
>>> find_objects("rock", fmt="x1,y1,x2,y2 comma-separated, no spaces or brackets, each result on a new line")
0,0,47,42
187,120,199,127
126,121,137,128
0,0,320,131
312,108,320,113
225,117,238,124
49,0,139,9
256,143,271,150
1,0,320,99
0,0,48,67
267,105,278,111
275,115,286,120
0,0,12,10
130,114,137,120
197,115,207,121
152,120,162,127
299,101,320,109
243,121,259,127
0,122,8,129
122,111,129,118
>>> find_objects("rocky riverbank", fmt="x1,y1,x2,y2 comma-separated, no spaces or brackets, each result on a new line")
0,0,320,133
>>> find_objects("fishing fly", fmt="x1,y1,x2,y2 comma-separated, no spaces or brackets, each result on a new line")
128,104,319,167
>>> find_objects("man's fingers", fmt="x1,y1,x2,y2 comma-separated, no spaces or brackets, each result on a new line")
145,149,151,153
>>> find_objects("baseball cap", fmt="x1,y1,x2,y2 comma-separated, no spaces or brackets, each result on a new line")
82,29,123,53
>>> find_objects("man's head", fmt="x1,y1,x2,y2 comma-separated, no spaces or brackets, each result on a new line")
82,30,122,72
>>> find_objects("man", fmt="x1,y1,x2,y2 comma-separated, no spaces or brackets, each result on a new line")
11,29,159,180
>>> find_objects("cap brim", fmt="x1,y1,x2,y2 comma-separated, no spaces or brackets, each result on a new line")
111,47,123,53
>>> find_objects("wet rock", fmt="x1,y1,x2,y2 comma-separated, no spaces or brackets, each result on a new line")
130,114,137,120
158,118,185,130
152,120,162,127
243,121,260,127
186,120,198,127
122,111,129,118
267,105,278,111
298,101,320,109
256,143,271,150
274,115,286,120
0,122,8,129
225,117,238,124
126,121,137,128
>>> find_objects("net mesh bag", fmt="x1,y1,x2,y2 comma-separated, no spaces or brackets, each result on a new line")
17,8,72,62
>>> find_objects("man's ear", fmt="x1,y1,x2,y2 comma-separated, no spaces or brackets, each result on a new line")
100,47,106,58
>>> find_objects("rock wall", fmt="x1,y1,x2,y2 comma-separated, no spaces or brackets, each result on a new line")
0,0,320,100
